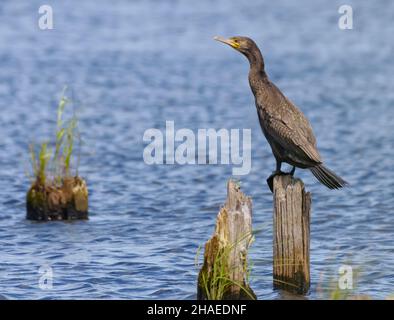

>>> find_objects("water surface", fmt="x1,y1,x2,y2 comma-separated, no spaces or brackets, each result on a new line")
0,0,393,299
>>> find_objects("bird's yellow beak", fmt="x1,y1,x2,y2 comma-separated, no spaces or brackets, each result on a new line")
214,36,240,49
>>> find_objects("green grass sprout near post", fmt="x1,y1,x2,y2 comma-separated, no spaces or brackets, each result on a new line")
29,143,38,181
26,88,88,221
63,115,78,177
196,233,256,300
38,142,51,185
53,91,67,179
52,86,80,180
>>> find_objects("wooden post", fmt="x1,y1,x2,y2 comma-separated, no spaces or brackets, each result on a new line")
197,180,256,300
26,176,88,221
273,175,311,295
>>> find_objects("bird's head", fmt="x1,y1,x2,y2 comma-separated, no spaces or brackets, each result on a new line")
214,36,259,57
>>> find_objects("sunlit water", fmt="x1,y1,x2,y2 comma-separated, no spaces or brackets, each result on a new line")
0,0,393,299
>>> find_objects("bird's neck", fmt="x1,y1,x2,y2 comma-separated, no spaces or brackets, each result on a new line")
247,49,268,95
247,48,265,73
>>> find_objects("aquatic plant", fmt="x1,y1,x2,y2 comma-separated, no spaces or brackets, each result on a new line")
196,232,256,300
26,88,87,221
53,91,67,178
30,142,51,185
63,115,78,177
30,88,80,185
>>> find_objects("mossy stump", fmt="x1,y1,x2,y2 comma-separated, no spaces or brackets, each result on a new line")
197,180,256,300
273,175,311,295
26,176,88,221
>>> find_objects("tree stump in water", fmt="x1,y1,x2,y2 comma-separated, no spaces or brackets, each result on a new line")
26,176,88,221
197,180,256,300
273,175,311,295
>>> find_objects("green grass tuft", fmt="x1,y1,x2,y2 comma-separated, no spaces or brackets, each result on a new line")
38,142,51,185
29,87,81,185
197,232,255,300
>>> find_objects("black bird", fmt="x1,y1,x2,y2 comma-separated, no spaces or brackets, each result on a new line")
214,36,348,191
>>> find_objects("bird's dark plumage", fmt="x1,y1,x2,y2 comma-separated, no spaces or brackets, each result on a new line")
214,36,348,190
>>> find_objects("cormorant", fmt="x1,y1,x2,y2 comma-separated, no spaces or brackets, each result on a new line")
214,36,348,191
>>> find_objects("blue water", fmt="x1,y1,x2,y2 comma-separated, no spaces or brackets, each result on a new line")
0,0,393,299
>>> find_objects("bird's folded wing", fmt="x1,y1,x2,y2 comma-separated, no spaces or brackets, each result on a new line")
266,116,322,163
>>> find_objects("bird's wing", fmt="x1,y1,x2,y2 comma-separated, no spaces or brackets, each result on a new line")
265,115,322,163
257,84,322,164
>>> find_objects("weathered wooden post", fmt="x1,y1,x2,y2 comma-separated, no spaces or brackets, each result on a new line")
197,180,256,300
273,175,311,295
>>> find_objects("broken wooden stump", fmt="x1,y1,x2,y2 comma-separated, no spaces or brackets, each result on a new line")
26,176,88,221
197,180,256,300
273,175,311,295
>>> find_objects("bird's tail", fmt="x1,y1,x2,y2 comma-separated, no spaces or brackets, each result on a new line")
309,164,348,189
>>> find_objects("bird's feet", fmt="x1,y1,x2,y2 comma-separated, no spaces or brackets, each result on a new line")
266,168,296,193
